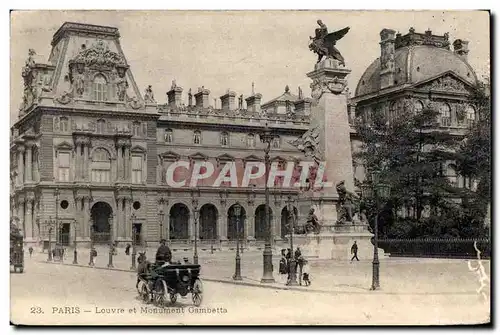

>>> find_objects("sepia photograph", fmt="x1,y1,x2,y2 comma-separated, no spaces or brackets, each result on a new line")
9,9,491,326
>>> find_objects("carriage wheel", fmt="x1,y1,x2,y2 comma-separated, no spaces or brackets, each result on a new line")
138,282,149,303
170,293,177,304
192,279,203,307
155,280,168,307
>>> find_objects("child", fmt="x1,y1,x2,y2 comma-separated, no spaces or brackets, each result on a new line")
301,258,311,286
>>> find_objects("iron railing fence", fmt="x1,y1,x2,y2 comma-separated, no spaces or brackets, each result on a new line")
377,238,491,259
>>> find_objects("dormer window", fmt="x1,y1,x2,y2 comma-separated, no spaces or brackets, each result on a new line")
165,129,173,143
193,130,201,145
92,74,108,101
220,131,229,147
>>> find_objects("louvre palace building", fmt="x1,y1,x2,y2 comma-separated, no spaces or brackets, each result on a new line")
10,22,480,248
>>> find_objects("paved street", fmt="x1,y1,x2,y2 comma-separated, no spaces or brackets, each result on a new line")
10,249,490,325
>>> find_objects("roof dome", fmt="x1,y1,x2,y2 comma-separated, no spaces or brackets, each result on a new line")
355,38,478,97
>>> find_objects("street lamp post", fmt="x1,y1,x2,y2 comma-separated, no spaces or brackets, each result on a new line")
159,210,164,241
130,213,137,270
45,217,56,262
232,202,242,281
260,124,276,283
72,219,78,264
107,214,114,268
361,171,391,291
193,203,199,265
286,196,298,286
89,224,95,266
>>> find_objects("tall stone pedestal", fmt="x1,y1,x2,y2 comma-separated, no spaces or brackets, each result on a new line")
293,223,388,260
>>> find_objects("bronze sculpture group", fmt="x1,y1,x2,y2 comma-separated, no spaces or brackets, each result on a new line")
309,20,350,65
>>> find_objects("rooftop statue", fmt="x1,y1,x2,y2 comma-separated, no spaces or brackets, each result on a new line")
309,20,350,65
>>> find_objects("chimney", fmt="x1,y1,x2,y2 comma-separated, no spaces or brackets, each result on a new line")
220,90,236,111
245,93,262,114
453,39,469,61
194,87,210,109
379,28,396,89
167,81,183,107
293,98,312,116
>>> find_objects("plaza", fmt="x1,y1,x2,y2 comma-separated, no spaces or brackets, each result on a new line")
11,249,490,325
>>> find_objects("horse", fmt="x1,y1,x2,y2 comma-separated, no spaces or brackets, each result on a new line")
136,252,151,289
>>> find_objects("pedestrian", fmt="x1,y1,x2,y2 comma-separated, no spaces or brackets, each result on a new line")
125,243,131,256
350,241,359,262
294,247,302,261
279,249,287,283
183,257,190,264
301,258,311,286
28,246,33,258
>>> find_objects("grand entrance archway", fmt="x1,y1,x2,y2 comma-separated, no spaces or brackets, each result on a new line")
169,203,189,240
91,201,112,244
227,204,246,240
199,204,218,240
281,206,298,239
255,204,273,240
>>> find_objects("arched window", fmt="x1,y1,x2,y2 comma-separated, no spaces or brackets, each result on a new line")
414,100,424,113
59,117,69,132
96,119,106,134
440,103,452,127
466,105,476,127
92,75,108,101
193,130,201,145
247,133,256,148
220,131,229,147
91,148,111,183
446,163,458,186
164,129,173,143
388,101,397,123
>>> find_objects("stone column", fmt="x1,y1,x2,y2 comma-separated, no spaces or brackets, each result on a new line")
33,149,40,182
124,198,132,240
25,145,32,183
83,196,92,239
116,144,123,181
246,204,255,240
18,199,25,238
75,142,82,181
17,146,25,185
218,202,227,240
25,194,34,241
83,142,90,181
124,145,130,182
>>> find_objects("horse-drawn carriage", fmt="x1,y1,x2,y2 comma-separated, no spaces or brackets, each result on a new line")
137,260,203,307
10,224,24,273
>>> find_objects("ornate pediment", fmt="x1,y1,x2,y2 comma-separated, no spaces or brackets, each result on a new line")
189,152,209,161
55,141,73,151
71,40,127,69
243,154,262,163
159,151,180,162
415,73,471,94
216,153,235,162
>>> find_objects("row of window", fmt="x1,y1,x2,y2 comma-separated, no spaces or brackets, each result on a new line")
165,129,281,148
386,101,476,127
54,117,145,137
57,149,144,184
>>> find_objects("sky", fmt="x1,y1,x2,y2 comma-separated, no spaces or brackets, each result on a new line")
10,10,490,123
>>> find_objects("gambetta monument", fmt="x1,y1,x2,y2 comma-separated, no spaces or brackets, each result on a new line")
292,20,386,260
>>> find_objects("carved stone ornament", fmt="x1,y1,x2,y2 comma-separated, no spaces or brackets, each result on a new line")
289,124,323,163
55,91,74,105
310,76,348,100
127,96,143,110
72,40,127,69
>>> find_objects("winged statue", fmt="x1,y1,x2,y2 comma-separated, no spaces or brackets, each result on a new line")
288,125,323,164
309,20,350,65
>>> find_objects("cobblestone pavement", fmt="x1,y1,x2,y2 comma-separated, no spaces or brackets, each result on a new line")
11,255,491,325
28,245,492,295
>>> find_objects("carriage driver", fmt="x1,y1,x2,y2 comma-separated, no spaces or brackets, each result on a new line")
147,239,173,292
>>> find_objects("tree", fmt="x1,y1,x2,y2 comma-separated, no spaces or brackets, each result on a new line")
354,99,468,237
456,81,491,232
